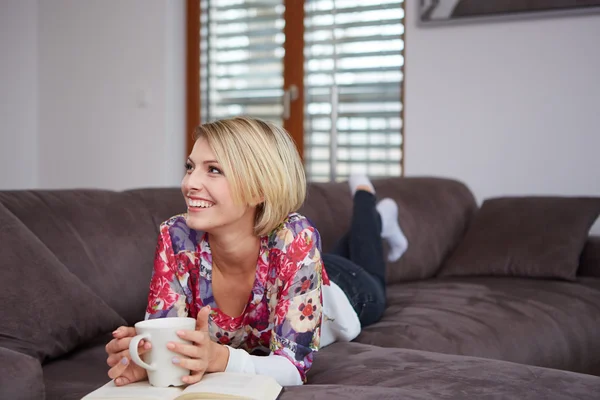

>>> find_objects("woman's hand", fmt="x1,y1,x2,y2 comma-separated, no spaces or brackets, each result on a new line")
105,326,150,386
168,306,229,384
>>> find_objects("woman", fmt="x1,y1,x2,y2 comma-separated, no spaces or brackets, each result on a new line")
105,117,407,387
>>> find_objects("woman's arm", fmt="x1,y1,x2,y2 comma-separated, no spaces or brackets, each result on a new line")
224,348,303,386
146,221,189,319
269,219,325,384
215,219,324,386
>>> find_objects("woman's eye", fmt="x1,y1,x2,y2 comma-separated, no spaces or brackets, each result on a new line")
208,166,222,175
185,162,194,172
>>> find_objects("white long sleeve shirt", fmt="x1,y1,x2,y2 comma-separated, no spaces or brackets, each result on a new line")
224,281,360,385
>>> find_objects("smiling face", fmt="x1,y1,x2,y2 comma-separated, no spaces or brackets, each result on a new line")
181,136,257,234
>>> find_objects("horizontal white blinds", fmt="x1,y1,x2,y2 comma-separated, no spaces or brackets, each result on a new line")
304,0,404,181
200,0,284,124
199,0,405,182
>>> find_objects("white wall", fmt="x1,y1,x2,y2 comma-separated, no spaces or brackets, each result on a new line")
403,1,600,233
0,0,38,189
37,0,185,191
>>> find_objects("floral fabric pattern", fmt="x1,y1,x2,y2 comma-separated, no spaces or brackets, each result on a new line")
145,213,329,382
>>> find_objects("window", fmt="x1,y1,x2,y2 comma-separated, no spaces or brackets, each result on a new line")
191,0,405,182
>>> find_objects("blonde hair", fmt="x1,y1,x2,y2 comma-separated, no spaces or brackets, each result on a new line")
193,116,306,236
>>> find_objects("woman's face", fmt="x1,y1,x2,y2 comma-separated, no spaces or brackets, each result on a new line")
181,137,256,234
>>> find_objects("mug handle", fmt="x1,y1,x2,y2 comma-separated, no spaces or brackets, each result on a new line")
129,333,156,371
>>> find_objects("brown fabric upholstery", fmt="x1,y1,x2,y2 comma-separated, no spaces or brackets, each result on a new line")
0,190,185,325
2,180,599,399
580,236,600,277
42,341,600,400
42,335,114,400
300,177,477,283
0,347,45,400
438,197,600,281
355,276,600,375
302,342,600,400
0,200,125,363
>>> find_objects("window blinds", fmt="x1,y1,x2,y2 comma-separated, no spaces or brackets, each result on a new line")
200,0,285,123
200,0,404,182
304,0,404,181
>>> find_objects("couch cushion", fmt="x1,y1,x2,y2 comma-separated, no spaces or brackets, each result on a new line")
297,342,600,400
0,347,45,400
356,277,600,375
580,236,600,277
300,177,477,284
0,189,184,325
0,201,126,362
43,335,113,400
42,340,600,400
438,197,600,281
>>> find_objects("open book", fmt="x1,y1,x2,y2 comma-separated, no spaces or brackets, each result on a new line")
81,372,282,400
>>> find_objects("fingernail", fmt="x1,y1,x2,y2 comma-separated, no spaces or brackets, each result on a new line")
177,330,185,336
139,340,145,346
116,378,123,385
172,357,180,364
112,329,119,335
167,342,175,350
120,357,128,366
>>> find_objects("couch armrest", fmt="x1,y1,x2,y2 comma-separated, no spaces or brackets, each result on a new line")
579,236,600,277
0,347,45,400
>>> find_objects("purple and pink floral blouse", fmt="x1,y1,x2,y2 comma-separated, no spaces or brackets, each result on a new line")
145,212,336,384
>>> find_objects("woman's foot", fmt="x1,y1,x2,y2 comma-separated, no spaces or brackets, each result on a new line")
376,198,408,262
348,174,375,195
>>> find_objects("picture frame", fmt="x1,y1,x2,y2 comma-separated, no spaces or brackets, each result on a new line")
419,0,600,25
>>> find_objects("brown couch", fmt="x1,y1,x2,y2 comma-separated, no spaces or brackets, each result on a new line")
2,177,600,399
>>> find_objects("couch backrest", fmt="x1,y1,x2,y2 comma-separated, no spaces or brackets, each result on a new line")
0,189,186,326
0,177,478,331
579,236,600,277
300,177,478,284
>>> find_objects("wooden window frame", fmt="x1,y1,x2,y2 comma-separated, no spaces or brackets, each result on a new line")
185,0,406,175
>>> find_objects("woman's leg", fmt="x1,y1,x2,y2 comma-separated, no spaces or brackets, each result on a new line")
322,254,385,327
346,190,387,293
326,175,408,327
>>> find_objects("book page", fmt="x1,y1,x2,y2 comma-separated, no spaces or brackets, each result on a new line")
176,372,282,400
81,380,183,400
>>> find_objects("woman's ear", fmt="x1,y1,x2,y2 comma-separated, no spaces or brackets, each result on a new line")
250,195,265,207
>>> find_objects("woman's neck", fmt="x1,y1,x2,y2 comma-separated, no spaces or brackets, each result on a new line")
208,230,261,276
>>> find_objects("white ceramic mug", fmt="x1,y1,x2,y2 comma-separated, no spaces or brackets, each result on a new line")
128,317,196,387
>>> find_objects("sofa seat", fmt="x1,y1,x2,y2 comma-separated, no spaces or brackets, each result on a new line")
42,340,600,400
42,335,113,400
356,277,600,375
287,342,600,399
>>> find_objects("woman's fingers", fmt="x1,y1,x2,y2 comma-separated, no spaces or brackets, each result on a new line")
106,342,152,367
114,375,132,387
107,357,131,380
168,340,203,359
173,356,208,374
181,369,206,385
106,334,148,356
105,337,131,355
112,326,137,339
177,329,206,345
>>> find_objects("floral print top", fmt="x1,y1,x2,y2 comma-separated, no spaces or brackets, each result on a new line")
145,212,330,382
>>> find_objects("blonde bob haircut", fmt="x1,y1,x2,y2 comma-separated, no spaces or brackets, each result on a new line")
193,116,306,237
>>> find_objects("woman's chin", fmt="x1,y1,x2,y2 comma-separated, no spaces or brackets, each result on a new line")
185,214,206,230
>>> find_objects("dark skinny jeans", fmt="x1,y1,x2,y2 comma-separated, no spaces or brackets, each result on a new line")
322,190,386,327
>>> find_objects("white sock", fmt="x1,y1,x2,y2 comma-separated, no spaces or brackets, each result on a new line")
348,174,375,196
376,198,408,262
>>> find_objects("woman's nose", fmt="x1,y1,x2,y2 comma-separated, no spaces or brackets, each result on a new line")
183,172,203,194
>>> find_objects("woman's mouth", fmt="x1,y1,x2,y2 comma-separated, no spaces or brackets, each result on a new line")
187,198,215,210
